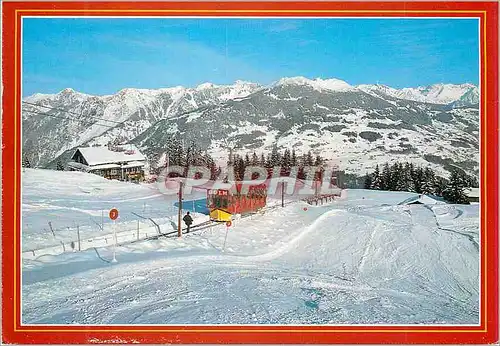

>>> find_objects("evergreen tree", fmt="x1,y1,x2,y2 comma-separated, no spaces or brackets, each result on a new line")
305,151,314,166
185,140,194,167
148,155,158,174
244,153,251,168
380,163,390,190
387,163,399,190
158,139,218,179
168,137,185,167
232,155,244,181
238,156,246,181
459,171,479,188
282,149,291,175
453,169,469,189
282,148,291,166
270,145,280,167
314,155,321,167
403,162,416,192
467,175,479,188
265,153,273,169
393,162,406,191
56,160,65,171
443,169,469,204
291,149,297,166
434,176,448,196
364,173,373,190
421,167,436,195
193,142,204,166
167,137,175,165
260,153,266,166
251,152,259,166
412,166,424,193
23,156,31,168
333,169,345,188
370,165,382,190
231,155,239,180
409,162,416,180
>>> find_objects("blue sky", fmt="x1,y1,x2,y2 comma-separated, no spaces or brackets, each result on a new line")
23,18,479,96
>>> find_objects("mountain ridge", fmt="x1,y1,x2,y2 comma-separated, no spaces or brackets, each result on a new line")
24,77,478,106
22,76,479,178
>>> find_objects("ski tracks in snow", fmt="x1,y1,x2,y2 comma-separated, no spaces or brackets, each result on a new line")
242,209,347,263
356,223,381,276
22,195,480,324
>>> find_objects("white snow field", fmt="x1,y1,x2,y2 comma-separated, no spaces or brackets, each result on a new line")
22,169,479,325
21,168,210,256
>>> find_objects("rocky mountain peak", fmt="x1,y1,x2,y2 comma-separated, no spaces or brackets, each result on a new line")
276,76,354,92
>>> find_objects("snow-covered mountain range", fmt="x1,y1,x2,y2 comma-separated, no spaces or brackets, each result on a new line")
22,77,479,177
357,82,478,105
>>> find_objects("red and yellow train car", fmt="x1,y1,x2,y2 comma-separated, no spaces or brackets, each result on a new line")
207,183,267,222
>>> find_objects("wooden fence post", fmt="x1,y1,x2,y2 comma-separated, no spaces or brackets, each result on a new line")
48,221,56,238
77,224,81,251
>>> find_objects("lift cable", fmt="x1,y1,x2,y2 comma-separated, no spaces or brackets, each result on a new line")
22,109,117,129
22,100,125,125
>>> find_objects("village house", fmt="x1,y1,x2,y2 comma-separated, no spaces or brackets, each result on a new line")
67,144,146,182
464,187,480,203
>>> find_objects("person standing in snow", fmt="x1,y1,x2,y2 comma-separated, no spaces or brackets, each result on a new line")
183,211,193,233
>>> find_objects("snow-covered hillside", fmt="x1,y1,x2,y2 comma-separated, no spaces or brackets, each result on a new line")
22,169,479,325
22,169,186,252
22,77,479,177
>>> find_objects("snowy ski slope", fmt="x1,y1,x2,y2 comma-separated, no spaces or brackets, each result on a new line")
22,169,479,325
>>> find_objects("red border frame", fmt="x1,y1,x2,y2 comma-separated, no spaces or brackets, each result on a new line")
2,1,498,344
